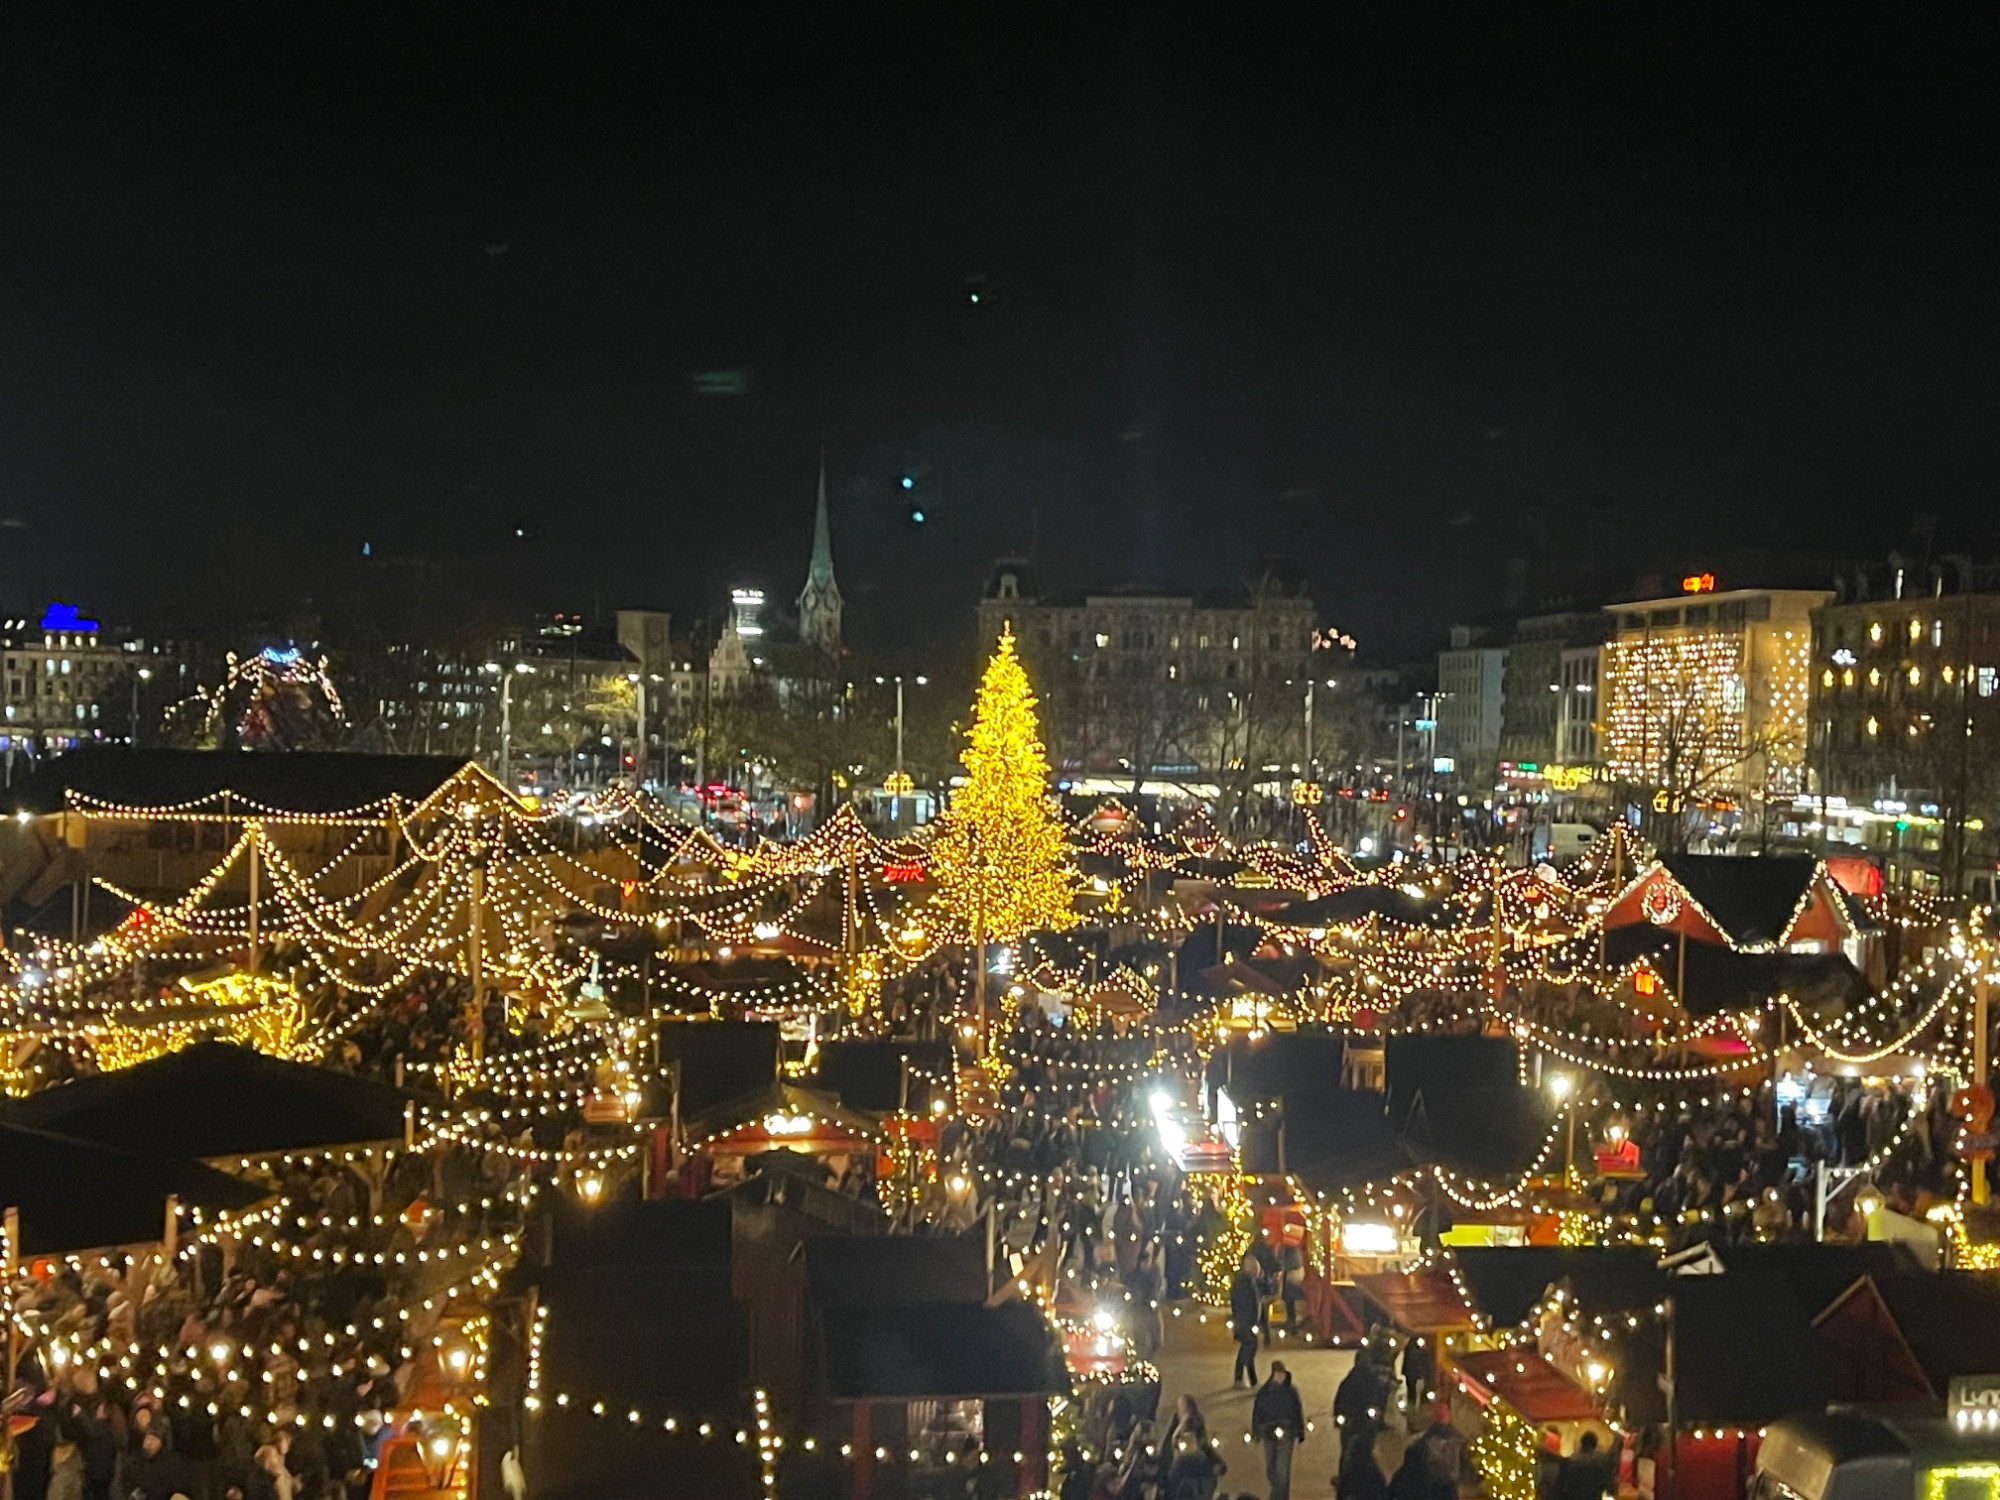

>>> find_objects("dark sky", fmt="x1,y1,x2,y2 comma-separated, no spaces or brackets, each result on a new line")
2,9,1997,662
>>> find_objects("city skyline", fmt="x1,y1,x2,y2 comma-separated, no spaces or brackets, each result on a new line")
3,12,1998,659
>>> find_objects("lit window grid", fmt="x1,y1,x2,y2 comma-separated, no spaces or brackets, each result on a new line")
1600,629,1810,795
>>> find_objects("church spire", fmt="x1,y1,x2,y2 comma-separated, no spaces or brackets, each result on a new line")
808,457,836,588
797,455,843,657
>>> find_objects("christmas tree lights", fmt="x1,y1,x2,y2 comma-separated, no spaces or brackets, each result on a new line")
929,628,1080,941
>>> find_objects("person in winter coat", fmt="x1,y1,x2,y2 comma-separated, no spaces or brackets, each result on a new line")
1228,1258,1263,1386
1337,1433,1390,1500
120,1430,189,1500
1388,1442,1436,1500
1251,1362,1307,1500
46,1439,85,1500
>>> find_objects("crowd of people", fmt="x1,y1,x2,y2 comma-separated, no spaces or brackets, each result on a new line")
4,1141,522,1500
1595,1074,1953,1247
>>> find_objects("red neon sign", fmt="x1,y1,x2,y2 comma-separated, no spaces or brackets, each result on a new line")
1681,573,1716,594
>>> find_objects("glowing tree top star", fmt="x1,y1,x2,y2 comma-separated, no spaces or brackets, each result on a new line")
929,626,1079,941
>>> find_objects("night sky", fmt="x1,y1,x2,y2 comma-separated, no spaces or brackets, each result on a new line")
3,10,1997,662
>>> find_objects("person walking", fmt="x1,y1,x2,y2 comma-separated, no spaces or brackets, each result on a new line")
1252,1362,1306,1500
1128,1242,1165,1358
1337,1431,1390,1500
1228,1256,1263,1387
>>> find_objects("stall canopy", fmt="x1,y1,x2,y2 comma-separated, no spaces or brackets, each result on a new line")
518,1198,759,1500
4,746,472,817
820,1301,1070,1401
5,1042,416,1160
0,1120,267,1254
684,1082,884,1155
1454,1350,1600,1423
1353,1269,1474,1337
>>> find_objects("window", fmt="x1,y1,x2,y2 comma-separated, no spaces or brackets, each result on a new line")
1866,716,1880,737
1648,608,1681,627
1685,604,1712,625
1933,618,1945,647
1093,632,1109,649
59,659,70,675
1980,667,1999,699
1869,621,1884,643
1910,617,1924,642
1622,614,1645,630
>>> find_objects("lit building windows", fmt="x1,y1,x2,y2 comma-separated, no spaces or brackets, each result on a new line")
1932,619,1945,647
1866,716,1880,736
1869,621,1884,643
1909,665,1923,686
1909,618,1924,642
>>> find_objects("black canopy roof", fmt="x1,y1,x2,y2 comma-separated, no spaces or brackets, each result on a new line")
804,1234,988,1308
0,1120,266,1254
820,1300,1069,1400
522,1238,756,1500
1659,854,1820,947
6,746,472,816
6,1042,416,1159
1269,886,1454,929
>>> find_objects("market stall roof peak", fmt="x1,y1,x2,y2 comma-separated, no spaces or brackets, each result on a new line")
0,1118,267,1254
4,1040,421,1160
8,745,476,818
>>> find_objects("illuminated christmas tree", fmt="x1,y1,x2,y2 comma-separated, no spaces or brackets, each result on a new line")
930,627,1079,942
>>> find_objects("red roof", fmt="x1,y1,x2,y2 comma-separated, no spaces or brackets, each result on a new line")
1353,1270,1473,1335
1454,1349,1601,1423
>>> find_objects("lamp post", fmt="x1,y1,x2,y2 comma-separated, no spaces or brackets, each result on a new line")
875,673,928,825
626,672,648,788
486,661,535,791
129,666,152,745
1547,1071,1576,1182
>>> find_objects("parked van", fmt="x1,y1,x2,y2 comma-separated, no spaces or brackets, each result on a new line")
1530,822,1599,865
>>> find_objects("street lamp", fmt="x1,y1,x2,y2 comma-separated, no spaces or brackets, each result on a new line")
875,674,928,824
1547,1072,1576,1182
129,666,153,745
485,661,535,790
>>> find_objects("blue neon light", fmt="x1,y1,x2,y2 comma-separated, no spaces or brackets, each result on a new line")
39,602,99,632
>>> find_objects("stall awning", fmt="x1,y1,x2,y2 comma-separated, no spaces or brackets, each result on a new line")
1353,1270,1473,1336
1454,1350,1601,1424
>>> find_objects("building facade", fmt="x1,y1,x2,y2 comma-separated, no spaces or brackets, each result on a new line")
1556,645,1601,768
1808,559,2000,883
1599,585,1829,810
1435,630,1506,783
976,561,1317,785
0,604,188,757
1497,611,1608,772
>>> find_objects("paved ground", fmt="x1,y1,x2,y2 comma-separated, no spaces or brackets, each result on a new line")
1149,1303,1416,1498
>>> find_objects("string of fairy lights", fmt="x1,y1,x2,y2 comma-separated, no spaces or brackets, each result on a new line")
3,722,1996,1500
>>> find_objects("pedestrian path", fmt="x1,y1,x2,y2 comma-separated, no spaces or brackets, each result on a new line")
1150,1301,1364,1498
